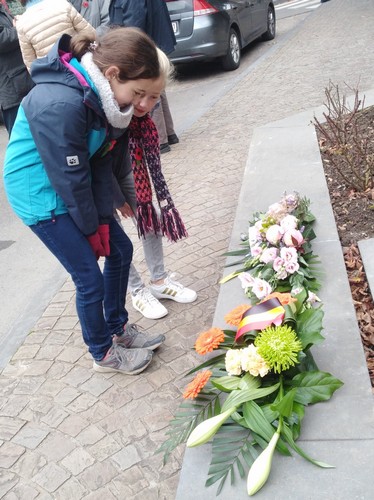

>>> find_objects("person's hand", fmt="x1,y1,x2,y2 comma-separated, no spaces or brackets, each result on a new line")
98,224,110,256
118,202,134,219
86,232,105,260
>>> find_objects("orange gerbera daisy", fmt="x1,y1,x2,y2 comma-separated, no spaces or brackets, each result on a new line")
224,304,251,326
263,292,297,306
183,370,212,399
195,328,225,355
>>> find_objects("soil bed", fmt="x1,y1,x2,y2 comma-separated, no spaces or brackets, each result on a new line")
317,104,374,387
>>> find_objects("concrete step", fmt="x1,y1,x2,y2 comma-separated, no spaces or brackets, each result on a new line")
176,101,374,499
358,238,374,299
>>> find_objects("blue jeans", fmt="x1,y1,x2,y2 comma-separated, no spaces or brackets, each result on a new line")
30,214,133,360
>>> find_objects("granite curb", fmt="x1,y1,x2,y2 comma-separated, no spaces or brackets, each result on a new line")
176,101,374,498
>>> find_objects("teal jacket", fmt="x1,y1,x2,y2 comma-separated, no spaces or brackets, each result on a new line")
4,35,114,236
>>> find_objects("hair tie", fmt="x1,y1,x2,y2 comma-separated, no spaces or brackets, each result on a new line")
89,41,98,52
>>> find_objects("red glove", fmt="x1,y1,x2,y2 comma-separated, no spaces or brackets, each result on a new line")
98,224,110,256
86,231,105,260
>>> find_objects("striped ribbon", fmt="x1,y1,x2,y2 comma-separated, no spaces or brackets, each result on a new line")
235,298,285,342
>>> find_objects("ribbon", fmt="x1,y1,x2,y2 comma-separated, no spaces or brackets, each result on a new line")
235,298,285,342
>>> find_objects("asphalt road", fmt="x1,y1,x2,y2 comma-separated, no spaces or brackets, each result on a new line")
0,0,317,369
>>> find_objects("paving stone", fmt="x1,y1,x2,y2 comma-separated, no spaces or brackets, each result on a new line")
124,378,154,400
12,424,49,449
146,366,178,390
66,392,97,413
37,379,66,397
56,346,85,364
97,385,132,409
60,448,95,475
0,396,29,417
3,481,39,500
36,345,64,360
37,431,76,462
82,487,117,500
58,414,89,437
75,425,106,446
142,409,174,433
0,441,25,468
27,397,54,416
46,361,73,380
11,450,47,480
54,386,81,406
111,444,142,470
110,465,149,495
0,416,26,440
43,330,73,346
77,400,114,424
80,375,113,397
54,316,79,330
79,460,118,490
60,365,92,387
0,471,18,498
40,407,69,428
22,330,50,344
52,476,88,500
13,376,45,395
32,462,70,493
87,435,122,462
12,345,40,360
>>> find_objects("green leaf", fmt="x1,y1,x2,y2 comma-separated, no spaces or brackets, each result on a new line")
222,383,280,412
205,423,254,494
185,353,226,376
296,308,325,349
211,375,242,392
281,423,334,468
242,401,291,456
271,388,297,418
156,391,221,463
291,371,344,405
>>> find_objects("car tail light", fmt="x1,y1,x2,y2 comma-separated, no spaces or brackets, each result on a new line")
193,0,218,16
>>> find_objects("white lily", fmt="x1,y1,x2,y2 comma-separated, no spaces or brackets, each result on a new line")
247,430,280,496
186,407,237,448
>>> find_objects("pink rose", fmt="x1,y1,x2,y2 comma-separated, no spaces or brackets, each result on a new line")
283,229,304,247
260,247,278,264
266,225,283,245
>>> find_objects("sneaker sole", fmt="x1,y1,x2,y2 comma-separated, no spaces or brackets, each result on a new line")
92,356,153,375
132,301,168,320
149,291,198,304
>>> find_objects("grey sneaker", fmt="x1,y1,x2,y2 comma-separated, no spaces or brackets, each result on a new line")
93,343,153,375
114,323,165,350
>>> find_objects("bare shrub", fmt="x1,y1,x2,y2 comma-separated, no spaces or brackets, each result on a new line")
313,82,374,192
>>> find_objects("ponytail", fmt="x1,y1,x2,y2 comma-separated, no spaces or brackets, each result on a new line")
70,27,162,81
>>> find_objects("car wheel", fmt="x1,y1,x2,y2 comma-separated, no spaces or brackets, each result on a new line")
262,5,276,41
221,28,241,71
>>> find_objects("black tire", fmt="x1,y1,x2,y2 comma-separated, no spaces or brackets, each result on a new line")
262,6,276,41
221,28,241,71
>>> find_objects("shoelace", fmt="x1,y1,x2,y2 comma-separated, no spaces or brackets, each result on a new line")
164,274,184,291
138,287,161,305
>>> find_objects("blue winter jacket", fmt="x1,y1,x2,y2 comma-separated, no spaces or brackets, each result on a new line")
3,34,113,236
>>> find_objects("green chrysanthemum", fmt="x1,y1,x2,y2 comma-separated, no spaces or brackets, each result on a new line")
254,325,302,373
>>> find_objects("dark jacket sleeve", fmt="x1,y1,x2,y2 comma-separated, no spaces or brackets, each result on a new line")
109,0,147,29
27,96,111,235
0,10,20,53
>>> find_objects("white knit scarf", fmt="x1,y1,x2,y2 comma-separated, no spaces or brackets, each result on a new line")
80,52,133,129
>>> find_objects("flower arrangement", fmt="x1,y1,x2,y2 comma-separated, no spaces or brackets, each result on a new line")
221,192,322,302
158,193,343,497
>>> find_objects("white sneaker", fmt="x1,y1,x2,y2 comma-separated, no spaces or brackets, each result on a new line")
131,287,168,320
149,275,197,304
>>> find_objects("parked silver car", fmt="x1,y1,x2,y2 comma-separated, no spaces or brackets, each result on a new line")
166,0,276,71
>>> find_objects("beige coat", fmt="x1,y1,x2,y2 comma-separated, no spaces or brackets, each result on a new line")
16,0,96,71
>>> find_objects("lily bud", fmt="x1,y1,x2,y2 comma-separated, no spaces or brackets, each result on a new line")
247,431,280,496
186,407,237,448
